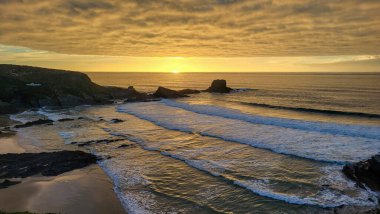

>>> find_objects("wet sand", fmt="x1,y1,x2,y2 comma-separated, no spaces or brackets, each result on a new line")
0,165,126,214
0,135,25,154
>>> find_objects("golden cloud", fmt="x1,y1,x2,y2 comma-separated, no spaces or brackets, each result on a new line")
0,0,379,57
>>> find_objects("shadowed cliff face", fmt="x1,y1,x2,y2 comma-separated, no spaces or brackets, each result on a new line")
0,64,133,113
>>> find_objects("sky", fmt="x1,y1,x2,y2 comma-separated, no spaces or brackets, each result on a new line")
0,0,379,72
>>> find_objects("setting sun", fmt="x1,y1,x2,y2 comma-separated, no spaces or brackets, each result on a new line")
171,70,180,74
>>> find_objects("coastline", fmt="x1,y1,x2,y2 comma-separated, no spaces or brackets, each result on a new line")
1,66,379,213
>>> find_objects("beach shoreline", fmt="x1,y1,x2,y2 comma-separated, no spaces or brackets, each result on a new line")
0,164,126,214
0,120,126,214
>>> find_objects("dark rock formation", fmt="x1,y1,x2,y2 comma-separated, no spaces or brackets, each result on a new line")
0,100,16,114
178,89,201,95
57,118,76,122
70,137,125,147
13,119,54,128
110,118,124,123
107,86,142,100
205,79,232,93
153,86,189,98
0,64,138,113
342,154,380,191
0,179,21,189
0,151,98,183
117,143,136,149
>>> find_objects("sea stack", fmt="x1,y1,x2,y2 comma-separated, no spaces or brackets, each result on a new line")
205,79,232,93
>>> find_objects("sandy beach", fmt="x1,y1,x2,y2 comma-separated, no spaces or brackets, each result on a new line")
0,119,126,214
0,164,126,214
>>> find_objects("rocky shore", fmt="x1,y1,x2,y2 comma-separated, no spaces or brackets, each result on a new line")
0,64,235,191
0,64,143,114
0,64,234,114
1,65,379,213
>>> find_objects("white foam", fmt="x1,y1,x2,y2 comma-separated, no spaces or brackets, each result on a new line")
231,88,253,93
107,130,378,208
234,179,377,208
37,108,78,121
99,159,154,214
58,131,76,144
9,110,42,123
161,99,380,140
117,102,380,163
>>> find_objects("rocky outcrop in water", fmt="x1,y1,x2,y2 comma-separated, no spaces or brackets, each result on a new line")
0,151,98,188
0,64,138,114
13,119,54,128
110,118,124,123
153,86,189,98
205,79,232,93
342,154,380,192
177,89,201,95
69,137,125,147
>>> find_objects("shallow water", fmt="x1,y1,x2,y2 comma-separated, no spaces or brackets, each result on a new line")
9,72,380,213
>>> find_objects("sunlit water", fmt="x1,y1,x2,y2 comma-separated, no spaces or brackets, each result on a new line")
10,73,380,213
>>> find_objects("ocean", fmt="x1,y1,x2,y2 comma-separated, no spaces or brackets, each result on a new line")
11,72,380,213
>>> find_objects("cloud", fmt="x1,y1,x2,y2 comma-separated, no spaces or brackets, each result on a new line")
0,0,379,57
1,44,379,72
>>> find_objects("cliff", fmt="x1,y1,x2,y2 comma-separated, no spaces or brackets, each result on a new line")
0,64,134,114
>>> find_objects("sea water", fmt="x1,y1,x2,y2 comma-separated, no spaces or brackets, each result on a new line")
11,72,380,213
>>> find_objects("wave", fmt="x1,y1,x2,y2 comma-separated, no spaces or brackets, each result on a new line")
117,102,380,164
239,101,380,118
37,108,80,121
107,131,378,208
10,110,44,123
161,99,380,140
98,159,154,214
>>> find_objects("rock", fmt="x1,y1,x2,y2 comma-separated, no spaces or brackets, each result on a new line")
342,154,380,192
14,119,54,128
0,179,21,189
71,137,125,147
0,151,98,180
0,64,143,114
117,144,136,148
110,118,124,123
58,94,87,107
57,118,76,122
0,100,16,114
205,79,232,93
106,86,143,100
153,86,189,98
178,89,201,95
